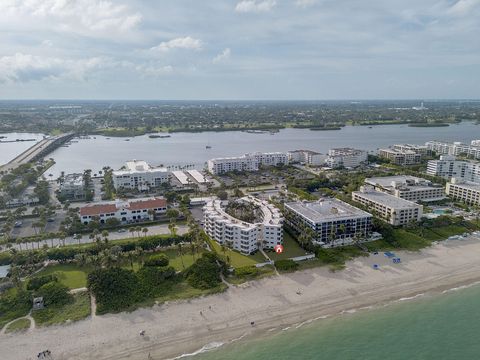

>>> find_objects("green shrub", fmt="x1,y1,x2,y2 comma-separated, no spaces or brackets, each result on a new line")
0,252,12,266
144,254,169,267
235,266,260,277
37,282,72,306
0,290,31,328
27,274,58,291
186,253,225,289
275,259,298,271
88,267,142,314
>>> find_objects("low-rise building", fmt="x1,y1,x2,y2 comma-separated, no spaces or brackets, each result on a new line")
446,180,480,206
352,186,423,226
113,160,170,191
79,197,167,225
426,155,480,183
58,173,86,200
203,196,283,254
378,148,422,165
364,175,445,202
207,152,289,175
325,148,367,168
288,150,326,166
284,198,373,247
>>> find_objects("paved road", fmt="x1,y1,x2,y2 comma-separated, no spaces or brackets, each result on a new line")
2,224,189,252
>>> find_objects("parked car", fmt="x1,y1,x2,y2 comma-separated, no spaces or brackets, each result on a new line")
117,228,127,233
14,221,22,228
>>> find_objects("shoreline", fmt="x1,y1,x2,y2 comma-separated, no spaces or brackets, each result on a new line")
3,237,480,359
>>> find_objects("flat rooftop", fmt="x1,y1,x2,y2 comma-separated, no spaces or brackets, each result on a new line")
285,198,371,223
353,189,420,208
449,182,480,190
365,175,440,190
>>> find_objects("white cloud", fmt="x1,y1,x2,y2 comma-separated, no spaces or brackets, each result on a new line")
0,53,106,83
294,0,317,8
212,48,231,64
0,0,141,39
135,64,174,77
235,0,277,13
150,37,203,52
448,0,480,15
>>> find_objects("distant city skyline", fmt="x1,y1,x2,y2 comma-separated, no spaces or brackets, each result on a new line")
0,1,479,100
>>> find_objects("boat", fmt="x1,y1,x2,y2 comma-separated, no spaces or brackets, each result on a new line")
125,139,130,141
149,134,171,139
206,145,212,149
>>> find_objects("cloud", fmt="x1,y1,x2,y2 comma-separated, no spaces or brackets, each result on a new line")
0,0,141,39
212,48,231,64
0,53,106,83
150,36,203,52
235,0,277,13
294,0,317,8
448,0,480,15
135,64,174,77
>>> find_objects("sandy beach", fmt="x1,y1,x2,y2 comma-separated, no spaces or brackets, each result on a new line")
3,236,480,360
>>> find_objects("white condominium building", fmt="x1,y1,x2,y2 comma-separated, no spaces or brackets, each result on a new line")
59,173,86,200
352,186,423,226
378,148,422,165
203,196,283,254
446,180,480,206
364,175,446,202
426,140,480,159
207,152,289,175
426,155,480,183
325,148,367,168
288,150,326,166
284,198,372,248
391,144,431,156
113,160,170,191
79,197,167,225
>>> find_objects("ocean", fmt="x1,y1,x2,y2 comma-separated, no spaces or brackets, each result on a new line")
194,284,480,360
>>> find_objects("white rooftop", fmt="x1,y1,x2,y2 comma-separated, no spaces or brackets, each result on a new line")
354,189,420,208
285,198,371,223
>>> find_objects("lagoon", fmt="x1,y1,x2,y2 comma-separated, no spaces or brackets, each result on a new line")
44,122,478,178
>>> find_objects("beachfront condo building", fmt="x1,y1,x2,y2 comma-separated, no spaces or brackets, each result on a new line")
284,198,373,248
352,186,423,226
426,155,480,184
446,180,480,206
203,196,283,254
378,148,422,165
425,140,480,159
287,150,326,166
207,152,289,175
79,197,167,225
364,175,446,203
112,160,171,191
325,148,367,168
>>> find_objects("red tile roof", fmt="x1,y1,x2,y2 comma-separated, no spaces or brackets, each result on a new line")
80,197,167,217
80,204,117,217
129,198,167,210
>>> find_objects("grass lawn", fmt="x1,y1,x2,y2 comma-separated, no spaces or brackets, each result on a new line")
227,265,276,285
267,231,310,261
32,292,91,327
5,318,31,333
206,237,259,268
36,264,91,289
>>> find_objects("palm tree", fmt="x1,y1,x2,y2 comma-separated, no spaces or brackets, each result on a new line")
339,224,346,246
101,230,109,243
142,227,148,237
168,222,177,237
129,227,136,238
74,233,82,245
59,232,67,247
177,243,185,270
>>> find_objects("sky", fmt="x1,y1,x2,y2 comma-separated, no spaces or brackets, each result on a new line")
0,0,479,100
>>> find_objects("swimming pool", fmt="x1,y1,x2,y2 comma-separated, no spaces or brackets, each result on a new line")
433,209,447,215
